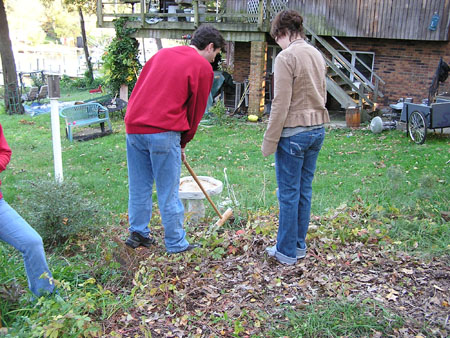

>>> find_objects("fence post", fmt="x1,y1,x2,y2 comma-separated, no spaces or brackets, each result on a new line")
257,0,264,30
193,0,199,27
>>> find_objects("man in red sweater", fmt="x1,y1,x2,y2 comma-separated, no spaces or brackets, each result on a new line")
124,25,225,253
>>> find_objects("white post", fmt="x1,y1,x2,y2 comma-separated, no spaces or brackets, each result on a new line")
50,98,63,183
48,75,63,183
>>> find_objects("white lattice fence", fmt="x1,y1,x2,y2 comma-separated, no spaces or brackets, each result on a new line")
247,0,288,23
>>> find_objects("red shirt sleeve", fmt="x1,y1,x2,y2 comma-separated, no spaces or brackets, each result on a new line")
181,67,213,148
0,123,12,173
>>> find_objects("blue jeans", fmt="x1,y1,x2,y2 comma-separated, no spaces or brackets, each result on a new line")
126,132,189,253
275,127,325,258
0,199,55,297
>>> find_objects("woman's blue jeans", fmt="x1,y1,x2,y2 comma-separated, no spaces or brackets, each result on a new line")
0,199,55,297
275,127,325,258
126,132,189,253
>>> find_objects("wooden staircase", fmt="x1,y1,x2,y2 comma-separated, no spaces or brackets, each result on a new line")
305,24,385,110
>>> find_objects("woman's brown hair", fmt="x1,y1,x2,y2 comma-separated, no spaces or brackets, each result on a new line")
270,10,305,41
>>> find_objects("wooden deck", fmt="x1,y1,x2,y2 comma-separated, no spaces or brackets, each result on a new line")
96,0,450,41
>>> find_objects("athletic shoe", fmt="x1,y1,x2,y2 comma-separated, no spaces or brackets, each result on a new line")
125,232,155,249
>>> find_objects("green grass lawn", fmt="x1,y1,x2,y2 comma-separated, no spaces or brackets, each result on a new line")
3,111,448,226
0,104,448,337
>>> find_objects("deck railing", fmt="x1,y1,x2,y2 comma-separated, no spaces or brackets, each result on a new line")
96,0,385,106
97,0,279,30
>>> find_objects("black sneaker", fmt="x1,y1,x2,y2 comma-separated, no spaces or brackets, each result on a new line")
177,243,200,253
125,232,155,249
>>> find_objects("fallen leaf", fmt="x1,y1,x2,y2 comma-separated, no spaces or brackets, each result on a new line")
386,289,399,301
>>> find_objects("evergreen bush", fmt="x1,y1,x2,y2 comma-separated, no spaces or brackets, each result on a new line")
15,178,105,249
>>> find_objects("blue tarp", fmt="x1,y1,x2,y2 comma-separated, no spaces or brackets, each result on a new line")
24,101,76,117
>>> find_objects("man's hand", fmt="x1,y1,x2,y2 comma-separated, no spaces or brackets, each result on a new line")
181,147,186,163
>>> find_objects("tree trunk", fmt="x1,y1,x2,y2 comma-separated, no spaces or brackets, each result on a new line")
155,38,163,50
79,6,94,84
0,0,24,114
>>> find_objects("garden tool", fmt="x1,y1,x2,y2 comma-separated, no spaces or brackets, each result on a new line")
183,160,233,227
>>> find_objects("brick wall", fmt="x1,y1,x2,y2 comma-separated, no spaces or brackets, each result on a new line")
233,42,251,82
325,37,450,107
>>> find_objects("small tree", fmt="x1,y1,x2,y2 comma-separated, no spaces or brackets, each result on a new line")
0,0,24,114
102,18,141,97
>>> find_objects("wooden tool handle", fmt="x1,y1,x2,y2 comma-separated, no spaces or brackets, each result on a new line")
215,208,233,227
183,160,223,218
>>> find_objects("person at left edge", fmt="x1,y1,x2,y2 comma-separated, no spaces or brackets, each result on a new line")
124,25,225,253
0,122,55,297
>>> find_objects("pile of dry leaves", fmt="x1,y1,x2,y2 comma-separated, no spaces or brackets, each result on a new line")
106,211,449,337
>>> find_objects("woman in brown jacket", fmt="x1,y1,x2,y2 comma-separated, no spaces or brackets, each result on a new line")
262,10,329,265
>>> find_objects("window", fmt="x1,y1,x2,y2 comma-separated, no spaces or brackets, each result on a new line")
266,45,281,74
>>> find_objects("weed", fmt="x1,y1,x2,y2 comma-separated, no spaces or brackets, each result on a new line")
386,164,406,191
5,278,126,337
415,173,439,199
204,100,229,125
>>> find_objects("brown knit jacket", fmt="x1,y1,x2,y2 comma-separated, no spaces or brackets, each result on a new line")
262,39,329,156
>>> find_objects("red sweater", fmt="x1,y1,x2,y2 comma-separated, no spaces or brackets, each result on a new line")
125,46,213,148
0,123,12,199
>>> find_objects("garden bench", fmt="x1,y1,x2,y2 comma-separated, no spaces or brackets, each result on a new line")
59,103,112,142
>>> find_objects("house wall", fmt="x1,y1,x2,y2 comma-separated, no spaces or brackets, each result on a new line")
232,38,450,110
326,37,450,107
233,42,251,82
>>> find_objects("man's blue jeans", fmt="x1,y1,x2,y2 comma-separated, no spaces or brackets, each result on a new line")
126,132,189,253
0,199,55,297
275,127,325,259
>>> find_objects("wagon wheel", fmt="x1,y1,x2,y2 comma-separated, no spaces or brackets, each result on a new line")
408,111,427,144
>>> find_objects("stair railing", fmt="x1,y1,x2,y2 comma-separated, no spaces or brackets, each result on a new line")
303,23,384,107
331,36,385,98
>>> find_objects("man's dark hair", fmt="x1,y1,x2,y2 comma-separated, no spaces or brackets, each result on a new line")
191,25,225,51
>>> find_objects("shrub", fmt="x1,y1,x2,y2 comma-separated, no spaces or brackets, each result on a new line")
102,18,141,97
15,178,106,249
60,72,103,91
207,100,228,125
